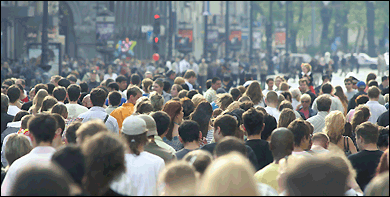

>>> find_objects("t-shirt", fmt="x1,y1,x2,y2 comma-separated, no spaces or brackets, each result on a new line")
7,105,21,116
346,89,358,102
65,103,89,119
175,148,198,160
348,150,383,191
245,139,274,170
254,162,279,192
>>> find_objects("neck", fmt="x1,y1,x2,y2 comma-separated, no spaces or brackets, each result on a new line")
267,103,278,108
10,101,21,108
347,88,353,92
69,100,78,104
34,141,52,148
293,146,305,152
184,141,200,150
172,124,179,137
369,98,379,102
361,143,379,151
268,86,273,90
247,134,262,140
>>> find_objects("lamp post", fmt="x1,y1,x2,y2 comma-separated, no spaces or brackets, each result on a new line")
41,1,50,73
225,1,229,61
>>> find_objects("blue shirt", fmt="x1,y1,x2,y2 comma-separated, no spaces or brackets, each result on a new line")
105,97,127,107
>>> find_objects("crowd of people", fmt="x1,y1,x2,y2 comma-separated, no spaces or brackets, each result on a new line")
0,51,389,196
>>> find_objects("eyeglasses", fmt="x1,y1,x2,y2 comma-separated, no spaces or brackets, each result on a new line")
1,86,8,89
345,83,351,85
302,100,310,103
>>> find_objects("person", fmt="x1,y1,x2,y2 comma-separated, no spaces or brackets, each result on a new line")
307,94,332,134
6,85,21,116
103,66,118,81
21,83,48,111
286,119,313,157
115,75,128,99
203,77,221,103
254,128,294,192
141,114,177,164
230,87,242,101
77,88,119,133
170,84,182,98
264,91,281,122
82,132,127,196
179,55,191,76
366,86,387,124
198,58,208,92
299,63,315,94
29,89,49,115
141,78,153,97
81,94,92,109
162,101,184,151
63,121,81,145
309,133,330,154
351,105,371,137
325,111,357,156
150,111,177,153
297,94,317,120
243,81,266,108
75,119,108,145
1,94,14,134
277,108,296,128
379,75,389,93
377,110,389,127
105,91,122,115
190,101,213,144
298,78,316,107
346,95,369,123
191,94,207,107
290,88,301,110
367,80,386,105
110,115,165,196
345,77,358,102
152,79,171,104
175,120,202,160
149,91,164,112
242,108,274,170
183,149,213,177
364,171,389,196
110,85,142,130
183,70,197,91
201,114,260,171
375,148,389,175
334,85,349,116
348,122,383,191
157,161,197,196
180,97,195,120
312,83,345,114
1,114,58,195
348,81,368,112
65,84,88,119
314,75,331,96
86,70,100,93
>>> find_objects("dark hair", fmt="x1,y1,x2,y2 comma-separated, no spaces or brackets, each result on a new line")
7,85,20,103
355,122,379,144
51,145,86,185
151,111,171,136
178,89,189,98
183,150,213,175
190,101,213,138
214,136,247,157
130,73,141,86
123,132,148,156
126,85,142,100
321,83,333,94
366,73,377,84
1,93,9,113
367,86,380,99
281,91,292,103
107,81,120,91
266,78,274,84
108,91,122,106
58,78,71,88
2,78,15,86
287,119,311,147
206,79,212,89
52,86,67,102
28,114,58,144
216,93,234,111
20,114,33,129
136,101,154,114
187,90,199,100
381,75,388,82
180,98,195,119
212,77,221,84
181,83,190,91
34,83,48,95
65,121,82,144
52,113,65,136
355,95,369,105
13,110,29,122
262,114,277,140
90,88,107,107
115,75,127,83
179,120,200,143
242,108,264,136
184,70,196,79
67,84,81,102
40,96,58,112
367,80,379,87
230,88,242,101
51,103,68,119
377,126,389,149
46,83,55,95
214,114,237,137
316,94,332,111
79,82,88,93
239,101,254,111
66,75,77,83
163,80,171,93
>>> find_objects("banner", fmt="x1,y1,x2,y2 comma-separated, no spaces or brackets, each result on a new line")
229,30,242,50
207,29,219,51
253,32,262,49
274,29,286,48
176,29,193,53
96,22,115,51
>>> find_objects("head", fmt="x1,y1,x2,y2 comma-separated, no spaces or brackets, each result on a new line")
262,114,278,141
153,79,164,94
243,81,263,104
266,78,274,89
121,115,148,155
324,111,346,144
242,108,264,137
211,77,222,91
215,93,234,111
40,96,58,113
51,145,85,186
141,78,153,93
213,114,237,142
66,84,81,102
355,122,379,150
280,82,289,92
158,161,197,196
321,82,333,94
299,78,309,92
174,77,185,85
184,70,197,84
51,103,68,119
351,105,371,132
64,121,82,144
275,76,284,89
162,101,183,140
287,119,312,150
183,150,213,177
4,133,32,167
316,94,332,112
171,84,183,98
145,71,153,79
344,78,353,90
377,126,389,151
187,90,199,100
311,133,330,149
82,94,93,109
58,78,71,89
270,128,294,162
190,101,213,138
6,85,20,103
75,119,108,145
107,91,122,107
278,108,296,128
364,171,389,196
381,75,389,87
191,94,207,108
357,81,366,92
230,88,242,101
214,136,247,158
265,91,278,106
178,120,201,145
366,72,377,84
28,114,58,146
301,63,311,73
115,75,128,91
1,93,9,113
126,85,143,104
367,86,381,100
151,111,171,137
89,88,107,107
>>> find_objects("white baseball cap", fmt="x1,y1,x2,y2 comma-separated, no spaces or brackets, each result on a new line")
138,114,158,137
121,115,147,135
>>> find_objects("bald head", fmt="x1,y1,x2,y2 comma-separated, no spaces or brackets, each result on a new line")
270,128,294,162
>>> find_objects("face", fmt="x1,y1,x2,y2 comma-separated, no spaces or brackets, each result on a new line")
345,81,352,90
153,82,162,93
130,93,142,104
169,73,176,80
301,98,311,109
383,79,389,87
1,85,9,94
299,82,308,92
189,76,197,84
171,86,179,97
275,79,282,88
212,80,222,90
267,80,274,89
302,66,308,73
119,81,128,91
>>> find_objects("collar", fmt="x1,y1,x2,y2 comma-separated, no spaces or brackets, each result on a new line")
366,100,379,104
155,136,163,141
89,106,106,112
317,111,329,116
301,71,311,76
30,146,56,154
7,121,21,128
122,103,134,107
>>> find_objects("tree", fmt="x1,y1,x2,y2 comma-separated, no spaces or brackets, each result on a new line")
366,1,376,56
320,2,333,53
289,1,304,53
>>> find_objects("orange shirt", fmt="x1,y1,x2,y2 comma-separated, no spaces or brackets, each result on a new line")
110,103,135,133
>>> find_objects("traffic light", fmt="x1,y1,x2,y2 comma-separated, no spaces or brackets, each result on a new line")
153,14,161,53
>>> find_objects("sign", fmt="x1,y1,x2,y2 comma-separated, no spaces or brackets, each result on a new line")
253,31,261,49
142,25,153,33
96,22,115,52
207,29,219,51
229,30,242,51
274,28,286,48
176,29,193,53
27,43,62,77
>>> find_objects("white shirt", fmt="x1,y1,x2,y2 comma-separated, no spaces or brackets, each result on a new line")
1,146,56,196
103,73,118,81
179,59,191,74
312,93,345,114
77,106,119,134
292,98,300,111
307,111,329,134
7,105,21,116
365,101,387,123
191,62,199,75
185,81,194,91
110,152,165,196
65,103,89,119
265,106,281,122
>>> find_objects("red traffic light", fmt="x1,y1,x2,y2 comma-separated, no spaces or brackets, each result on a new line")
154,37,159,43
154,14,160,19
153,53,160,61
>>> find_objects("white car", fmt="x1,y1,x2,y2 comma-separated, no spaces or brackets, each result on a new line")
343,53,378,68
289,53,312,63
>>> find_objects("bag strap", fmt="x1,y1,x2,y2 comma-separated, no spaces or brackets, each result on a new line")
103,114,109,123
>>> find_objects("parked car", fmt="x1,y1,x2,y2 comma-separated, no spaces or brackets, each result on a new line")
343,53,378,69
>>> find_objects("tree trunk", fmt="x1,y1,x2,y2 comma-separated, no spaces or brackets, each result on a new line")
341,3,349,52
360,28,366,53
354,27,361,53
366,1,376,56
290,1,304,53
320,5,333,53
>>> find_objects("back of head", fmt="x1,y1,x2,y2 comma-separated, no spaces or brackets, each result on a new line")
51,103,68,119
150,91,164,111
214,114,237,137
20,114,33,129
107,81,120,91
10,162,72,196
51,145,85,185
278,108,296,128
151,111,171,136
287,119,311,147
158,161,197,196
28,114,58,144
67,84,81,102
316,94,332,112
266,91,278,104
90,88,107,107
351,105,371,132
191,94,206,108
130,73,141,86
13,110,29,122
321,82,333,94
214,136,247,158
178,120,200,143
262,114,277,141
53,86,67,102
324,111,345,143
58,78,71,89
40,96,58,112
190,101,213,138
6,85,20,103
239,100,254,111
355,94,369,105
1,93,9,113
367,86,380,99
242,108,264,136
183,149,213,176
180,97,195,119
108,91,122,106
364,172,389,196
4,133,32,166
244,81,263,104
75,119,108,144
230,88,242,101
187,90,199,100
65,121,82,144
270,128,294,161
199,152,259,196
355,122,379,144
366,73,377,84
367,79,379,87
216,93,233,111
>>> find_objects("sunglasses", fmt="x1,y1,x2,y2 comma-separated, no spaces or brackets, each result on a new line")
302,100,310,103
345,83,351,85
1,86,8,89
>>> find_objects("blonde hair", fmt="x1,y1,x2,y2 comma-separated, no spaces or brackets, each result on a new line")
191,94,206,108
300,94,311,103
141,78,153,93
150,91,164,111
174,77,185,85
223,101,241,114
324,111,345,144
301,63,312,72
4,134,32,169
291,88,302,101
364,172,389,196
158,161,197,196
199,152,259,196
30,89,49,115
280,82,289,91
278,108,296,128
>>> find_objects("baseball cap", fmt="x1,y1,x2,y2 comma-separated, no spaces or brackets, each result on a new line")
121,115,147,135
138,114,158,137
356,81,366,88
165,70,175,77
349,76,359,84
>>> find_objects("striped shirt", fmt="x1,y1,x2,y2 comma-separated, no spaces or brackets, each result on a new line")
306,111,329,134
